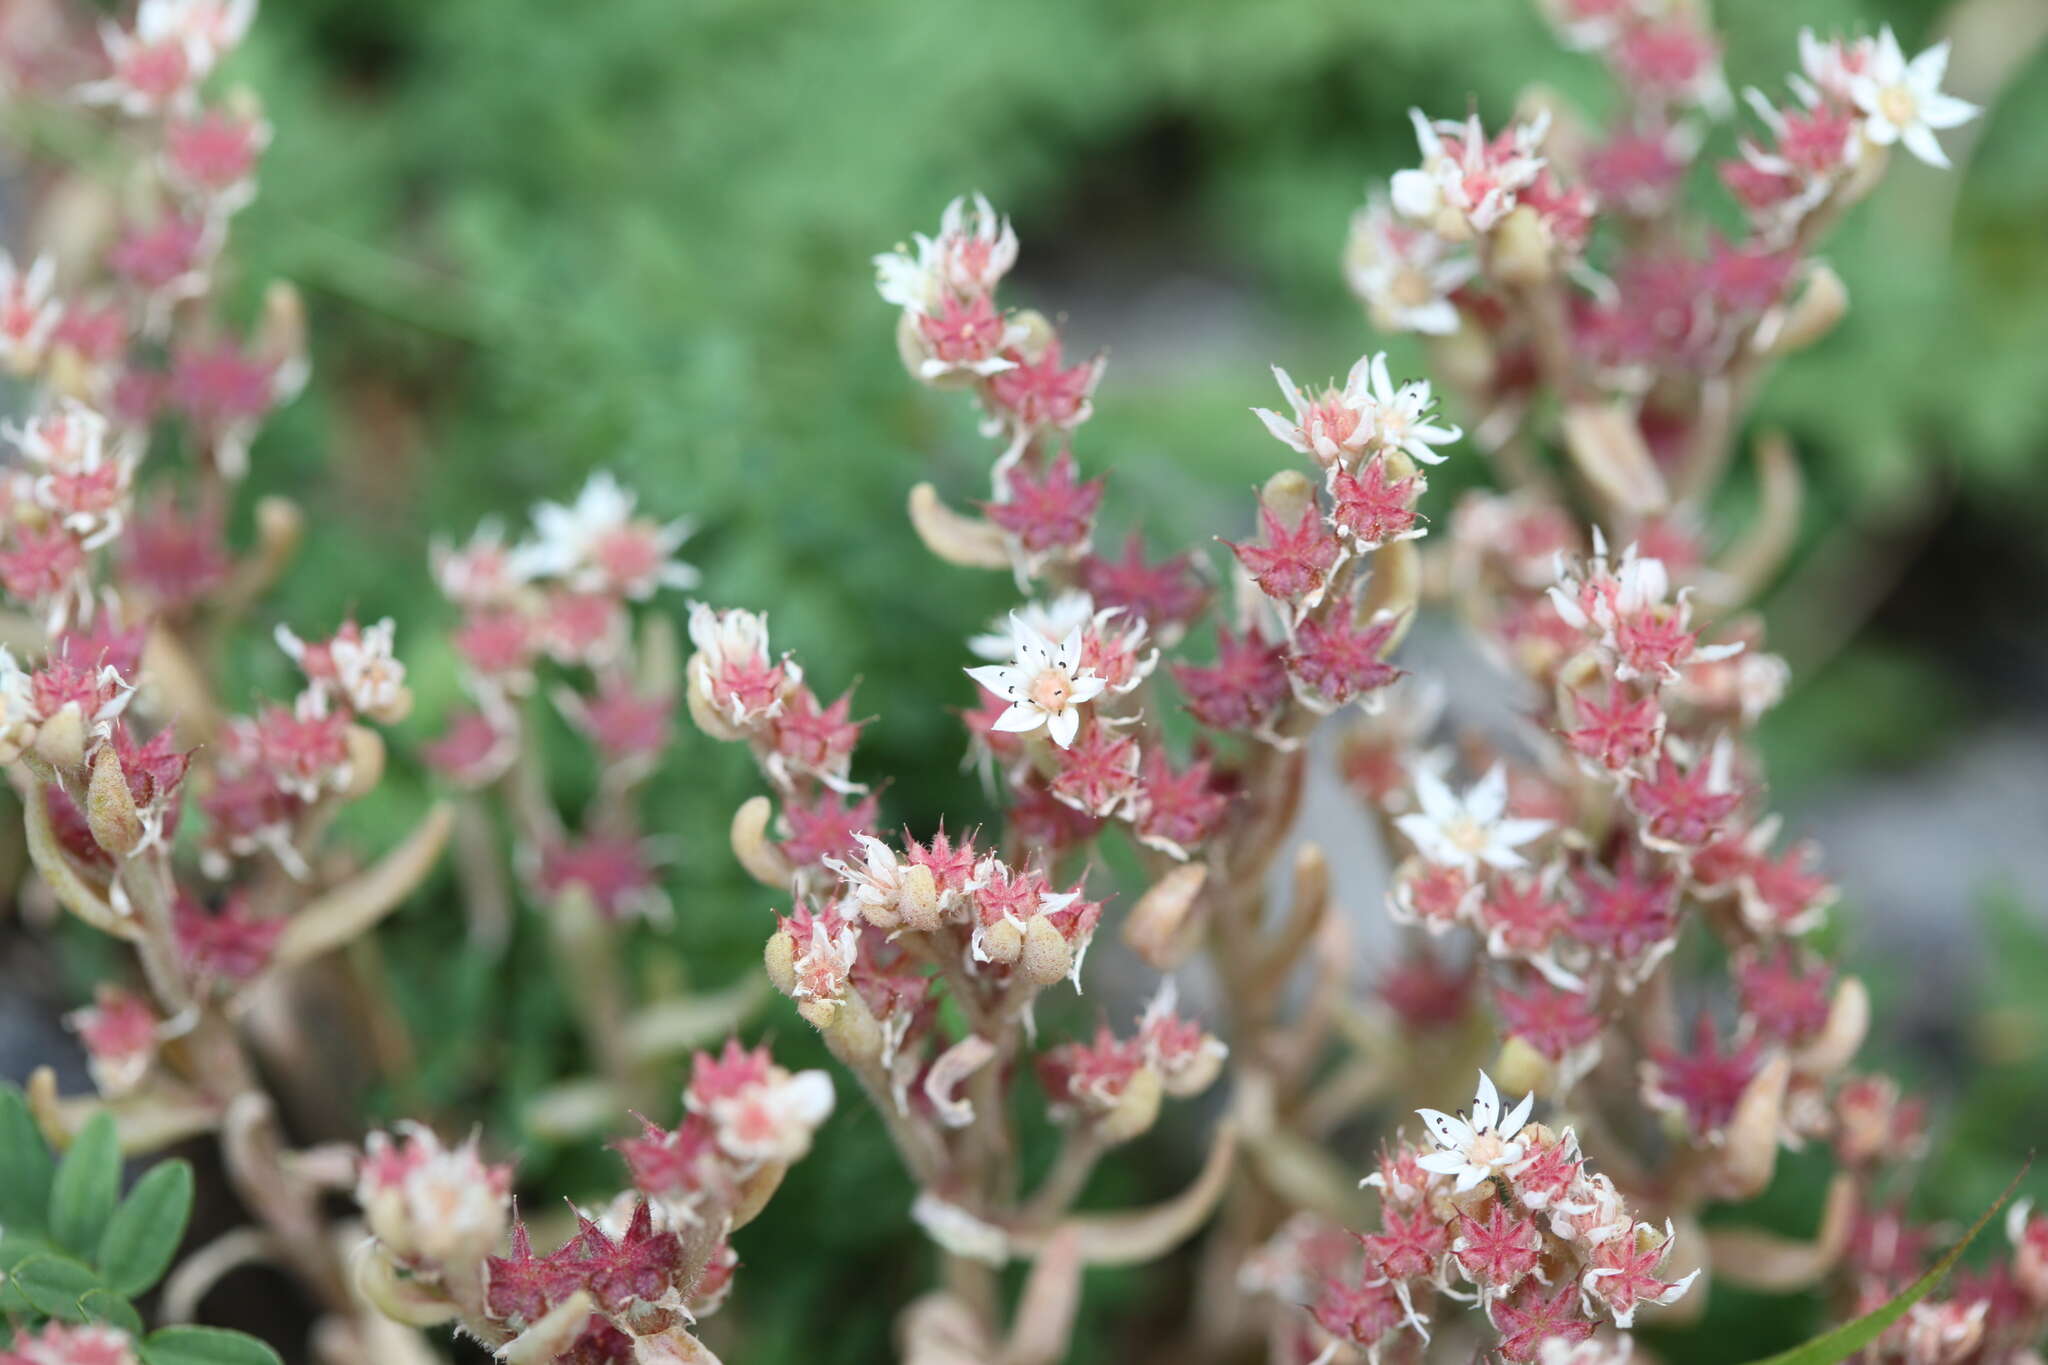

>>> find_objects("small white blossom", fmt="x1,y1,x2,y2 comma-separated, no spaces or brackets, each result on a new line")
969,590,1096,661
1344,196,1477,336
964,618,1107,750
1847,27,1979,169
708,1069,835,1166
1361,352,1461,465
1396,765,1552,873
332,618,408,721
1415,1070,1535,1193
874,193,1019,314
511,471,698,598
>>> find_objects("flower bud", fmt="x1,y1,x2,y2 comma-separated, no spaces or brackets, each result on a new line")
763,929,797,996
899,862,943,934
1019,914,1072,986
1095,1065,1163,1145
822,990,883,1063
33,704,86,771
1258,468,1318,529
1491,1035,1553,1099
340,725,386,801
979,916,1023,965
86,744,144,857
1491,205,1554,286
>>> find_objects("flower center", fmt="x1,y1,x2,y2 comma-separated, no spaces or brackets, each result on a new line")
1877,85,1918,130
1028,667,1074,712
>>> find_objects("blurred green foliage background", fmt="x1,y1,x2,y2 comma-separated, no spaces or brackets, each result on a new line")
63,0,2048,1358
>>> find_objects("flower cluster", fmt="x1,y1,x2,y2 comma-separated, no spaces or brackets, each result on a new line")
1248,1072,1698,1363
353,1042,830,1364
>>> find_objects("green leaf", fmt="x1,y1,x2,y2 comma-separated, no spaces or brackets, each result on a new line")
9,1251,108,1323
96,1160,195,1297
47,1113,121,1256
79,1286,145,1335
0,1083,54,1232
140,1326,287,1365
1737,1158,2032,1365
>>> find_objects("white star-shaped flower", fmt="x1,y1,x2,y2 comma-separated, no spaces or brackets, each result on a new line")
1848,27,1979,169
964,617,1107,749
1415,1070,1536,1193
1362,351,1461,465
1396,764,1552,873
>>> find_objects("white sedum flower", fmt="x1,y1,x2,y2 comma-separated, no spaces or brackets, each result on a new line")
708,1069,835,1166
510,471,697,597
1344,196,1477,337
1416,1070,1535,1193
1361,352,1461,465
964,618,1107,749
969,590,1096,661
1846,27,1979,169
1396,764,1552,874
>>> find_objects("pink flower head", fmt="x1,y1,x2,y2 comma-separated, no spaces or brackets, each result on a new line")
15,1322,140,1365
1039,1023,1148,1114
1311,1275,1409,1352
874,193,1020,314
513,471,698,600
1287,609,1404,709
1136,980,1227,1097
65,985,160,1097
1,251,59,374
1360,1202,1450,1282
1453,1201,1545,1295
913,291,1019,381
704,1063,835,1167
119,490,230,609
1564,684,1665,774
1495,975,1605,1070
1629,741,1742,852
453,606,538,691
423,709,516,788
1643,1013,1762,1138
251,692,354,801
174,889,284,983
162,103,270,206
562,676,676,766
539,832,667,922
1226,498,1342,607
536,587,627,667
768,685,863,789
1568,850,1680,979
0,522,90,622
356,1123,513,1270
985,337,1104,435
107,213,212,300
612,1113,722,1206
980,449,1103,561
688,603,799,733
1329,456,1425,550
1080,534,1209,638
1580,1221,1699,1327
776,788,878,868
1173,624,1291,733
1392,107,1551,234
1133,749,1229,859
1490,1280,1595,1362
1734,945,1834,1044
1049,718,1140,818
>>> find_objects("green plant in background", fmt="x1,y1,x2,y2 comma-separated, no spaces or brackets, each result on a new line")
0,1086,281,1365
